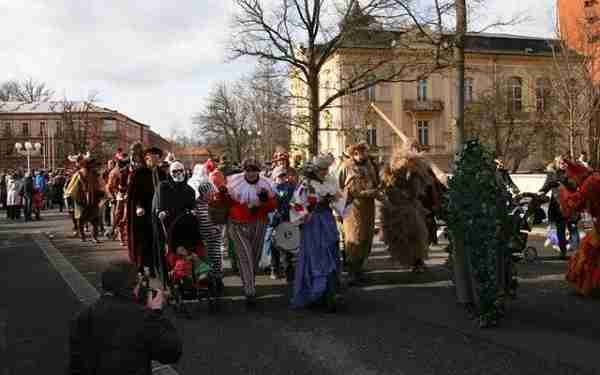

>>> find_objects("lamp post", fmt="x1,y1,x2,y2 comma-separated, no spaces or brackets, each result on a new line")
15,141,42,172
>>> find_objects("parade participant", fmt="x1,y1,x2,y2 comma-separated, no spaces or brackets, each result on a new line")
127,145,167,273
273,150,298,185
52,171,66,212
64,156,105,243
187,162,224,291
560,160,600,296
290,154,343,310
381,143,432,273
154,161,197,282
107,153,130,244
0,172,6,211
338,142,380,284
265,166,296,280
226,158,277,305
69,260,182,375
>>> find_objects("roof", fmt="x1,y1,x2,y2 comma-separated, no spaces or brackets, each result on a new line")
0,100,151,128
463,33,558,56
0,101,112,114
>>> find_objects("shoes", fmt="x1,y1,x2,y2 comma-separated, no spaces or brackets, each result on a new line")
269,270,277,280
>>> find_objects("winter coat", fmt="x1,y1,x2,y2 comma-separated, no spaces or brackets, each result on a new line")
69,294,182,375
6,177,23,206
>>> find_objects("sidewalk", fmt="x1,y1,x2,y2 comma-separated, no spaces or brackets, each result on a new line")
0,220,81,375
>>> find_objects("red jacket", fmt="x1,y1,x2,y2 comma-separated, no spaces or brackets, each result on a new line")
229,197,277,223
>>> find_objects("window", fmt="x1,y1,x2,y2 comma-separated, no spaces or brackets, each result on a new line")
465,78,474,102
417,79,428,101
2,122,11,137
417,120,430,146
536,78,550,113
507,77,522,113
22,122,29,136
366,85,377,101
39,121,46,136
367,127,377,146
55,121,62,137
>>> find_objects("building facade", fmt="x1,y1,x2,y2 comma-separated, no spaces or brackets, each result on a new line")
0,101,171,171
290,33,559,172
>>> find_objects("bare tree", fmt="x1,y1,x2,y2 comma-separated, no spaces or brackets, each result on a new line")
230,0,453,155
0,78,54,102
548,36,600,160
193,82,254,163
465,76,556,172
244,60,292,160
55,92,101,156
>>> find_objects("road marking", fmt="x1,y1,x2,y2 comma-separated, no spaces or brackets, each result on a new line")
32,234,179,375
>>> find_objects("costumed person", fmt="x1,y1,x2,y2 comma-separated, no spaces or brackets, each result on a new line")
154,161,197,284
380,143,432,273
187,162,224,294
107,153,129,243
6,173,22,220
126,145,167,274
338,142,380,284
290,154,344,310
272,150,298,185
64,156,105,243
560,160,600,296
225,158,277,306
265,165,297,280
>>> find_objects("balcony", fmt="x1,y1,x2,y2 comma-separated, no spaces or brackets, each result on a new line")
403,99,444,113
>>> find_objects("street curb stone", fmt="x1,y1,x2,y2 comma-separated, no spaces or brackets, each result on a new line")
32,234,179,375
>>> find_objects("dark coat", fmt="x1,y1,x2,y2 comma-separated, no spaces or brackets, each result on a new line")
68,294,182,375
127,167,167,268
539,169,567,223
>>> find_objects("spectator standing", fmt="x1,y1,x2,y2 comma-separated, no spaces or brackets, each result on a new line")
69,260,182,374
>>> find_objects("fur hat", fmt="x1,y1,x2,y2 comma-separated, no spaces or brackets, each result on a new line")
242,158,261,171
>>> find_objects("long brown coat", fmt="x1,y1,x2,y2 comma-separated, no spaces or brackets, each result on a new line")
338,158,379,272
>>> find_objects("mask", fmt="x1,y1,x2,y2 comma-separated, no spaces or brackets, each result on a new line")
172,174,185,183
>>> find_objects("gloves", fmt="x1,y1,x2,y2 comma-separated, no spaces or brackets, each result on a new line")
136,207,145,216
158,211,168,221
258,189,269,203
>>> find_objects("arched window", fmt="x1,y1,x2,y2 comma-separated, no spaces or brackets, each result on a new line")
417,79,428,101
507,77,522,113
536,78,550,113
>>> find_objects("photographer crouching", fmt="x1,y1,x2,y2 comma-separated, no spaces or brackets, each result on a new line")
68,260,182,374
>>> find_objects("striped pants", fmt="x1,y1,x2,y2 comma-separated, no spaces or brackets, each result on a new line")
228,220,268,297
198,216,223,279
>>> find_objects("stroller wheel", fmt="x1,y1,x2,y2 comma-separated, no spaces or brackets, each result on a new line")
523,246,538,263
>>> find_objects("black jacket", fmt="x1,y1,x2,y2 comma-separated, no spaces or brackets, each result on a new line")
69,294,182,375
539,169,567,222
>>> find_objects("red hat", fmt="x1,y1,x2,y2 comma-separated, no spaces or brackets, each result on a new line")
564,159,591,185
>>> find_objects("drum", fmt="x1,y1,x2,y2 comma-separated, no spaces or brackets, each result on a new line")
273,222,300,254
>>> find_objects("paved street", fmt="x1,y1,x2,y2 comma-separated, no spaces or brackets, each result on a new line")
2,209,600,374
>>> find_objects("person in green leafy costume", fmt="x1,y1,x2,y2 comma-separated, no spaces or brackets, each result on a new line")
446,140,515,328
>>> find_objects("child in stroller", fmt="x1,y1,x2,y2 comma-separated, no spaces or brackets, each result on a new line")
162,212,219,315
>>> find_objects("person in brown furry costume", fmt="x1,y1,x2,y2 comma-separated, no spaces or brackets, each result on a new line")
381,143,438,273
338,142,380,285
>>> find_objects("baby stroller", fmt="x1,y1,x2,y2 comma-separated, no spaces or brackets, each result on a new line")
161,211,219,316
508,193,547,263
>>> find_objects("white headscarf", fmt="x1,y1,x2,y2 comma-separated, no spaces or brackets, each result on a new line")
188,163,209,199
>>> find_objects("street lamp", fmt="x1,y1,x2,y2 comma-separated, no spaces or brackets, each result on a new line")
15,141,42,172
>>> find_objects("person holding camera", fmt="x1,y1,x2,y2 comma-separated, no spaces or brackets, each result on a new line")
226,158,277,306
68,260,182,375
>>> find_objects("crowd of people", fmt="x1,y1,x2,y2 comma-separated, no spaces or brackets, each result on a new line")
0,169,66,221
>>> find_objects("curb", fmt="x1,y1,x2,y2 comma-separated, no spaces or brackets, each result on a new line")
33,233,179,375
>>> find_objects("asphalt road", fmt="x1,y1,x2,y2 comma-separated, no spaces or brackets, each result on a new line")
2,209,600,375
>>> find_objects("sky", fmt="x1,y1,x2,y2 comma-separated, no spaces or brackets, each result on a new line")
0,0,556,138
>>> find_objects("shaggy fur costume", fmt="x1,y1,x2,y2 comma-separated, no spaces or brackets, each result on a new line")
381,147,433,267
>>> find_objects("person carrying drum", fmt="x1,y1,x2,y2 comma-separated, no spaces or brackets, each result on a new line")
267,166,297,281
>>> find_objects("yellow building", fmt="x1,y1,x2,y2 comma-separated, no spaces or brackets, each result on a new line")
290,32,559,172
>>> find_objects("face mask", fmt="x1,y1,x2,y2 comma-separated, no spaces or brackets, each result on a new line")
172,174,185,183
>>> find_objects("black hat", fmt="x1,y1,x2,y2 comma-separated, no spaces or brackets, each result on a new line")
144,147,164,157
